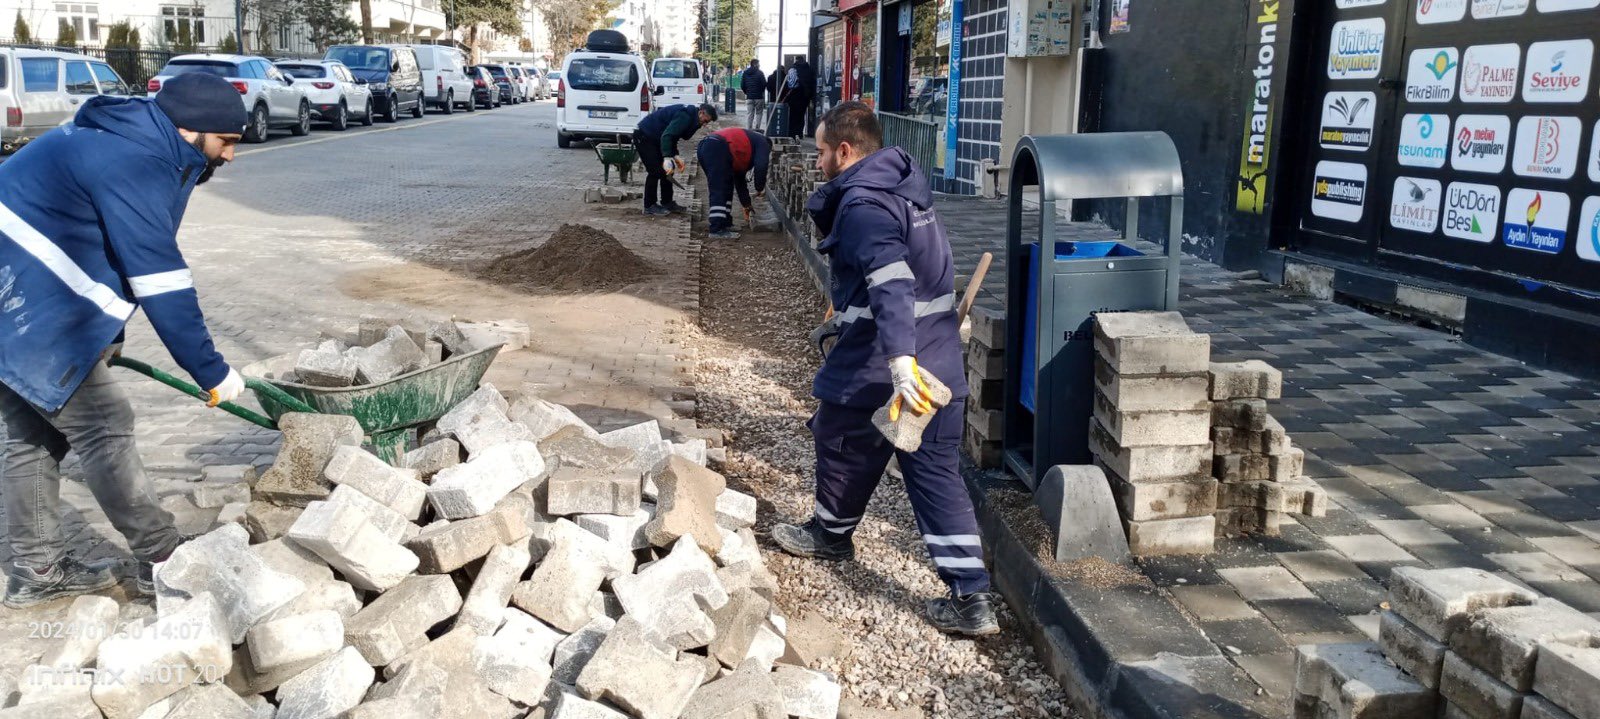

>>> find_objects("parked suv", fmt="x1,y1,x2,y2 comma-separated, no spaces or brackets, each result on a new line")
482,64,523,105
0,48,130,153
150,54,310,142
465,66,499,109
276,60,373,130
557,31,650,148
410,44,475,114
650,57,706,107
324,44,424,122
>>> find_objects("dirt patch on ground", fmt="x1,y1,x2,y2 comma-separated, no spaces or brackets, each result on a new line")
481,223,657,292
989,480,1151,589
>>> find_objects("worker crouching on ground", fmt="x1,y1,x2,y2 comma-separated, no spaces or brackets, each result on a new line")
0,73,249,608
634,102,718,217
771,101,999,636
696,127,771,240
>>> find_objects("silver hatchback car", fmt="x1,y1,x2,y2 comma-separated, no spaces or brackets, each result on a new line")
0,48,131,153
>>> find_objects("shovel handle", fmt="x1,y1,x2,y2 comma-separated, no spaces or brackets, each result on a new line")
957,252,993,325
109,356,313,430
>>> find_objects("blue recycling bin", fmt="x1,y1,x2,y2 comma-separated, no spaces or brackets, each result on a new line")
1002,133,1186,490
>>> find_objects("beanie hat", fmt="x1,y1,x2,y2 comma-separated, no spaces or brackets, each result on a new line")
155,73,250,135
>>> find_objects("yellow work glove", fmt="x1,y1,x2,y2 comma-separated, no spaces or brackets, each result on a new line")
888,356,934,420
208,367,245,407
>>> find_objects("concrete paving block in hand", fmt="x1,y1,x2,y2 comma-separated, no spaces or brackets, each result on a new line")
256,413,364,507
294,348,358,388
510,393,599,442
1449,599,1600,691
402,439,461,480
551,692,629,719
1379,610,1447,690
457,543,534,636
1439,650,1527,719
714,489,756,531
344,574,463,668
680,660,786,719
1534,640,1600,719
471,634,553,706
552,616,616,685
91,592,233,719
1092,312,1210,376
155,523,307,644
772,665,842,719
406,493,531,573
870,369,952,453
645,456,727,555
247,610,344,673
707,588,772,668
1292,643,1435,719
427,441,546,520
546,466,642,516
1034,465,1131,563
287,499,420,592
614,535,731,650
1389,567,1539,644
575,616,704,719
39,595,119,669
1208,360,1283,400
324,446,428,520
273,647,374,719
349,327,427,384
576,504,654,551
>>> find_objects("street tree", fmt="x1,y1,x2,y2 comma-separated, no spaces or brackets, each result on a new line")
456,0,522,62
698,0,760,75
532,0,615,60
359,0,373,44
56,19,76,47
14,12,30,44
301,0,359,50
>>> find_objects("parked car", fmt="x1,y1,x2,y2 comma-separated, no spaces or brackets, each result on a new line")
324,44,424,122
150,54,310,143
275,60,373,130
465,66,499,109
650,57,706,107
523,66,551,99
507,66,534,102
0,48,130,153
556,31,650,148
410,44,475,114
481,64,524,105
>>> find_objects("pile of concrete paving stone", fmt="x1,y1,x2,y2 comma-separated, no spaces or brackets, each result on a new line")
5,378,844,719
765,139,819,246
1292,566,1600,719
1088,312,1326,556
289,317,532,388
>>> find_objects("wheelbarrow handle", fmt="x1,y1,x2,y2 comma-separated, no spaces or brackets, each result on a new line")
109,356,315,430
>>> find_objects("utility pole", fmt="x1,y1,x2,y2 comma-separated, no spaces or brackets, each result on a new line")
776,0,783,68
234,0,245,53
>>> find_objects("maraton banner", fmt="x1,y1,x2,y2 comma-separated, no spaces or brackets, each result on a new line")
1234,0,1294,215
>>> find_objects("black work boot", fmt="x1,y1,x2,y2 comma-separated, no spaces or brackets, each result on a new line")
4,555,120,609
662,200,689,214
771,518,856,561
925,591,1001,637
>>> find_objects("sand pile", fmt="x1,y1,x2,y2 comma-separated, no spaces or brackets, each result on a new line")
483,223,657,292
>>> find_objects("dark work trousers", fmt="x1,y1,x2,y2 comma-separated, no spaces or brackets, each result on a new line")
633,132,674,209
809,397,990,596
785,96,810,138
0,362,179,569
696,137,747,233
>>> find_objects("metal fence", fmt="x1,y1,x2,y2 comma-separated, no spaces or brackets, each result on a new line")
878,111,939,180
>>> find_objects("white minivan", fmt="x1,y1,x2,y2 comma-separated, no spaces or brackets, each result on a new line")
650,57,706,107
409,44,476,114
556,40,650,148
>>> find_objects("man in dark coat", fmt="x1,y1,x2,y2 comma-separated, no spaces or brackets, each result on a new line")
633,102,718,215
783,57,816,138
740,59,767,130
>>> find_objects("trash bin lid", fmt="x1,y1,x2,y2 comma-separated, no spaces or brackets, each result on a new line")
1011,132,1184,201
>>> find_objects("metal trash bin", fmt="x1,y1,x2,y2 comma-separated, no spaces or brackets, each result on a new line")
1002,132,1185,490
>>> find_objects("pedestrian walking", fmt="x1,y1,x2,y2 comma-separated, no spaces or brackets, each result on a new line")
741,59,767,130
633,102,718,216
696,127,771,240
0,73,250,608
784,57,816,138
771,101,998,636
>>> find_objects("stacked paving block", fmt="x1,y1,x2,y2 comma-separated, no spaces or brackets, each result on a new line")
1208,360,1330,536
1292,566,1600,719
765,139,822,248
1088,312,1217,556
963,306,1006,469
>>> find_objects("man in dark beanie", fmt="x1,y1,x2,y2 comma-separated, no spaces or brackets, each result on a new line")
0,71,249,607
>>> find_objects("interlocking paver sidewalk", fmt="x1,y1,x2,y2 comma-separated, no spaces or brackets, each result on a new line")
934,195,1600,702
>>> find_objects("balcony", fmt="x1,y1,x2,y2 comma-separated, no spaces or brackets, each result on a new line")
371,0,448,38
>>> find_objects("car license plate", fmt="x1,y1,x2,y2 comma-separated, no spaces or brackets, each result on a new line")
589,110,617,119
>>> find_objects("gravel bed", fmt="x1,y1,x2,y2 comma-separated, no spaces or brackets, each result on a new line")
685,222,1076,719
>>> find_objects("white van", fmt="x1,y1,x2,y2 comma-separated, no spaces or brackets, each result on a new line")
556,31,650,148
650,57,705,106
0,48,131,153
408,44,475,114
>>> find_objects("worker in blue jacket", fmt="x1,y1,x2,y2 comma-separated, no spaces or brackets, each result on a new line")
0,73,248,608
633,102,717,216
771,102,997,636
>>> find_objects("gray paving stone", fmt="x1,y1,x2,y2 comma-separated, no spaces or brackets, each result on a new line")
1168,584,1259,622
1218,566,1317,602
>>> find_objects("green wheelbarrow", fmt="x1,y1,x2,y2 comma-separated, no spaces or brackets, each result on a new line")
111,342,503,466
594,141,637,185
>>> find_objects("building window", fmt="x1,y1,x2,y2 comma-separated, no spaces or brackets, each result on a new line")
161,5,206,46
55,3,98,42
278,23,291,49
